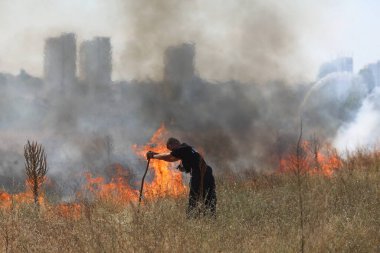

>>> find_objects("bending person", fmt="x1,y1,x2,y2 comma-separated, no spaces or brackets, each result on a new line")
147,137,217,218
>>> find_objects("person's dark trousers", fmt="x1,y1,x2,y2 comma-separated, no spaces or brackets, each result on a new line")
203,175,217,217
186,172,217,218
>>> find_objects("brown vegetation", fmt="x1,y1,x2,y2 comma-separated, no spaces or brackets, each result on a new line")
0,149,379,252
24,140,48,206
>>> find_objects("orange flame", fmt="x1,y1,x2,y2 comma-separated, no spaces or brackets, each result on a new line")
0,125,187,214
279,141,342,176
83,170,139,204
0,190,45,209
74,125,186,206
133,124,187,199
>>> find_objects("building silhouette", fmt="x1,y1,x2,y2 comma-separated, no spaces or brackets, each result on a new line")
79,37,112,86
44,33,76,92
359,61,380,92
163,43,196,99
164,43,195,83
318,57,353,79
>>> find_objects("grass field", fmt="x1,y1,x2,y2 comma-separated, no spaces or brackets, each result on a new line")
0,150,379,253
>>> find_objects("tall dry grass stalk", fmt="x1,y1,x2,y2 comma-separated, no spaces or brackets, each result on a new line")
24,140,48,206
294,121,306,253
310,134,321,170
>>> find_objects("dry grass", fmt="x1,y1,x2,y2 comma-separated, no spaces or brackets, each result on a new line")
0,151,379,253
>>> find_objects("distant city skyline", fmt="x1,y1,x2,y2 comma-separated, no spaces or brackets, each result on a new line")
0,0,379,83
2,33,380,83
2,33,380,91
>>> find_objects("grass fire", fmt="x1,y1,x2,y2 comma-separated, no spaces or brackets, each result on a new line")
0,126,379,252
1,1,380,252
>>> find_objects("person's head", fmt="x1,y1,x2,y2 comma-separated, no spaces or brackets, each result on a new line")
166,137,181,151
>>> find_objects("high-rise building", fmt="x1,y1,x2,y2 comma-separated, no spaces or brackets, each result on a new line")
164,43,195,83
44,33,76,91
318,57,353,79
359,61,380,92
79,37,112,85
163,43,195,99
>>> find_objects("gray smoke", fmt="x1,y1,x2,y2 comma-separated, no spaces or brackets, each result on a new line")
0,37,306,192
0,1,375,196
119,0,315,83
0,0,325,82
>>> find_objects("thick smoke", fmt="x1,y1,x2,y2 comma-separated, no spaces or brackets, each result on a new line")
334,87,380,152
0,38,306,192
301,72,368,140
119,0,316,83
0,1,376,196
0,0,325,82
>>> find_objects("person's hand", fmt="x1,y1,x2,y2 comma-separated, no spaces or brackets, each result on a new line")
177,163,186,172
146,151,157,160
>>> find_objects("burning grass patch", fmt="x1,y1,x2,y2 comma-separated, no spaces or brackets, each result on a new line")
0,150,379,252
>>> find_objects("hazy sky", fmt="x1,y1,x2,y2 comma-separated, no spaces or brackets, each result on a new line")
0,0,379,83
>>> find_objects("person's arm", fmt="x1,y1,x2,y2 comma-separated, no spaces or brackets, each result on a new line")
147,152,180,162
154,152,179,162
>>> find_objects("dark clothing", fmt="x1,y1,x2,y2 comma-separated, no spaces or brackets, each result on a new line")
171,143,217,217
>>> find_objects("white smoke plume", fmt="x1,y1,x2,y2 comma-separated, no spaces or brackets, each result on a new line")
334,87,380,152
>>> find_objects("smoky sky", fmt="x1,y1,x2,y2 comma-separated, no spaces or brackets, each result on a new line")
0,0,379,196
3,0,379,83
